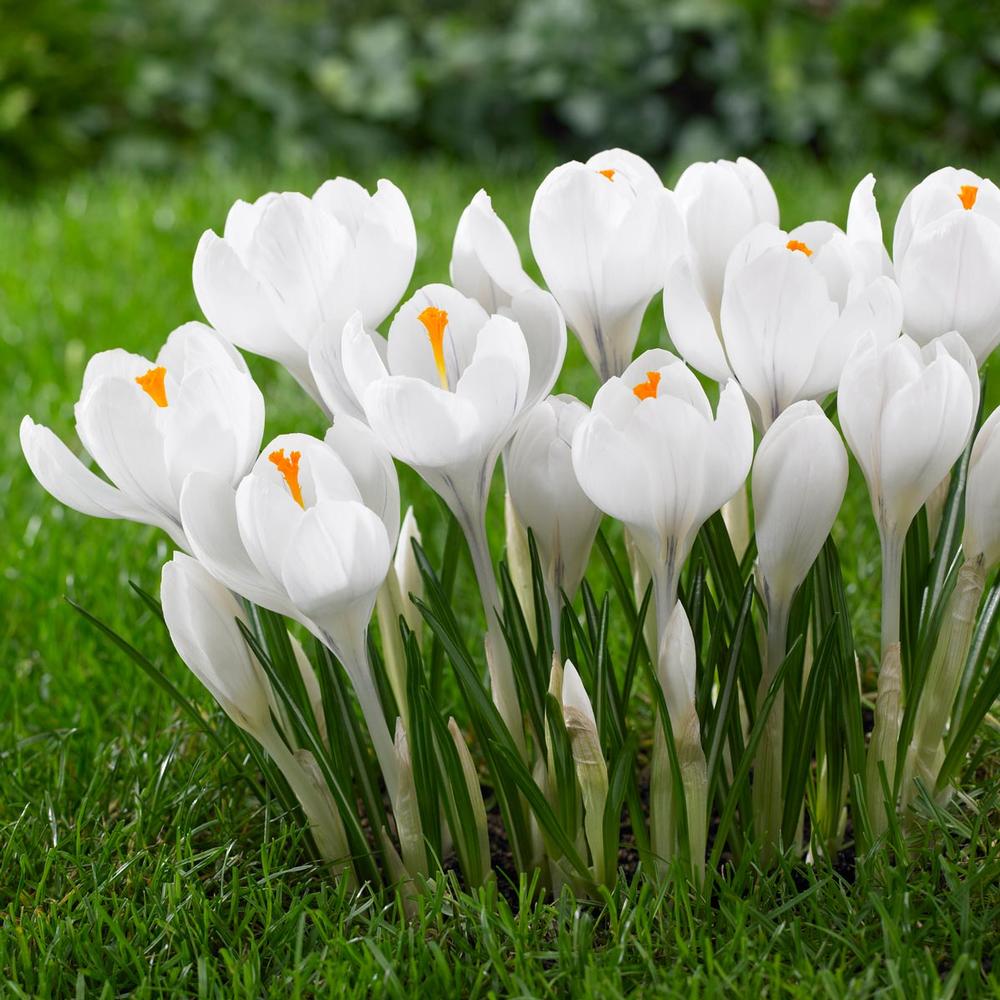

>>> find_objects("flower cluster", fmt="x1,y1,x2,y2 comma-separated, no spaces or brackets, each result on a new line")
22,154,1000,891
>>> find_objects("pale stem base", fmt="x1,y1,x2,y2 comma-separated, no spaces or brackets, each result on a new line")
901,558,986,811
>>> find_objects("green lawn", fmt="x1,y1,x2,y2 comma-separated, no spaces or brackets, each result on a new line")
2,153,999,997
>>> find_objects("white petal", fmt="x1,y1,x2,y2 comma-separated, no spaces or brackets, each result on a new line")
325,413,401,550
455,314,531,445
163,367,264,498
192,229,299,364
663,255,732,383
20,416,180,540
74,376,175,520
362,376,480,469
387,284,489,387
161,553,270,733
179,471,298,616
898,211,1000,364
281,500,392,637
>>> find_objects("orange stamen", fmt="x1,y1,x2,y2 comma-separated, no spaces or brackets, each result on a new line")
135,366,168,407
786,239,813,257
418,306,450,389
268,449,304,508
598,168,616,181
958,184,978,210
633,371,661,401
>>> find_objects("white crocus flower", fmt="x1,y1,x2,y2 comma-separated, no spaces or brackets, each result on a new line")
664,157,779,381
838,332,977,831
572,348,753,638
530,149,684,380
505,394,601,648
341,284,564,745
893,167,1000,366
20,322,263,550
161,553,351,874
179,420,400,801
193,178,416,406
750,401,848,858
717,213,902,429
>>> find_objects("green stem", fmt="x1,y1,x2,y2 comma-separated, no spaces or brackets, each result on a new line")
867,529,905,835
753,597,789,864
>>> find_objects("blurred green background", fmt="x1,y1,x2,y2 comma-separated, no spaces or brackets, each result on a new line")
2,0,999,186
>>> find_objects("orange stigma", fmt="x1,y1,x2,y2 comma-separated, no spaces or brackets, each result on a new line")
418,306,450,389
786,239,813,257
135,366,168,407
268,449,304,508
598,168,616,181
633,370,661,401
958,184,978,210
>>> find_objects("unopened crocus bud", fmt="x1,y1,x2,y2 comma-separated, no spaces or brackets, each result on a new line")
561,662,610,888
753,401,848,614
839,332,978,833
506,395,602,647
392,720,427,878
448,718,492,887
841,331,976,530
161,553,352,872
751,402,847,861
963,407,1000,571
161,552,271,736
650,603,706,881
394,506,424,638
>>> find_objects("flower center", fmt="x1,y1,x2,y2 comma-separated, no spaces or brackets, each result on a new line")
268,449,304,508
418,306,450,390
135,366,168,407
786,239,813,257
598,169,616,181
633,370,661,401
958,184,978,210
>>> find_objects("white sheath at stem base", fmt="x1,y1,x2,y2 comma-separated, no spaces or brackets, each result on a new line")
901,558,986,811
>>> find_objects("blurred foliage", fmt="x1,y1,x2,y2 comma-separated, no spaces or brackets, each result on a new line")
1,0,998,185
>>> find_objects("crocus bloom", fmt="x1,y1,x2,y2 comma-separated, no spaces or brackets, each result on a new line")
663,157,779,381
21,322,264,550
161,553,351,871
894,168,1000,365
505,394,602,644
530,149,684,380
193,178,416,404
750,400,848,857
179,420,400,800
340,283,565,743
839,333,978,585
839,331,977,830
572,349,753,634
715,211,901,429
